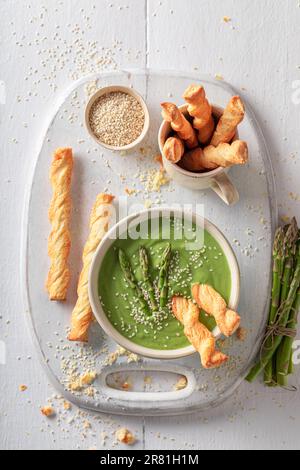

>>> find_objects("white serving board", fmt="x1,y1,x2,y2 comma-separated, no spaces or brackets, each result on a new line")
22,70,277,416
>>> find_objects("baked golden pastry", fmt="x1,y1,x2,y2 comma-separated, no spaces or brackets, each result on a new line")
181,140,248,172
211,96,245,146
183,84,215,144
161,102,198,149
172,296,228,369
192,284,241,337
202,140,248,169
69,193,115,342
46,148,73,301
179,148,205,172
163,136,185,163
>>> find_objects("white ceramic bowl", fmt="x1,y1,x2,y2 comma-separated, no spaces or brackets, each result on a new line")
158,104,240,205
89,208,240,360
85,85,150,151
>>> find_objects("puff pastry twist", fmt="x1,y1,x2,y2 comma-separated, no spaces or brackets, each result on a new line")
161,102,198,149
211,96,245,146
183,84,215,144
69,193,114,342
46,148,73,301
163,136,185,163
192,284,241,337
180,140,248,172
172,296,228,369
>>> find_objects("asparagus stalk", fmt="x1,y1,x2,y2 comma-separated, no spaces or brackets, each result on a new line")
277,285,300,377
246,239,300,383
159,243,172,308
118,249,151,316
264,357,277,387
139,246,158,312
268,227,286,324
275,222,299,380
276,373,288,387
264,227,286,385
288,351,294,375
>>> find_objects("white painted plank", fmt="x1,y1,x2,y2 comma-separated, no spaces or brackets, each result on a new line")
0,0,146,450
145,0,300,450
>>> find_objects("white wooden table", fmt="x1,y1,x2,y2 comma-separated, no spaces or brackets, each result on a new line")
1,0,300,450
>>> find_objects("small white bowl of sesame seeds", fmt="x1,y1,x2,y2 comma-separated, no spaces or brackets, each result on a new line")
85,85,150,151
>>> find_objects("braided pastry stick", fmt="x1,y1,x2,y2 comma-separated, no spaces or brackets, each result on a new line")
163,136,185,163
183,84,215,144
46,148,73,301
211,96,245,146
172,296,228,369
202,140,248,169
69,194,115,342
192,284,241,337
161,102,198,149
180,140,248,172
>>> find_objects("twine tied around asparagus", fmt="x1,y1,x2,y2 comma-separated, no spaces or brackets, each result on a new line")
260,302,297,357
259,302,298,391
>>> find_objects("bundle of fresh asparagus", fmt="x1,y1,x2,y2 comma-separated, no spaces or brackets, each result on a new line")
246,217,300,387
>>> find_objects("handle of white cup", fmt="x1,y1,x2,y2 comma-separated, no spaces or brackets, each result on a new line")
211,172,239,205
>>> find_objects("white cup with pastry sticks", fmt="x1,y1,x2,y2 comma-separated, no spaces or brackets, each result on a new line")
159,104,240,205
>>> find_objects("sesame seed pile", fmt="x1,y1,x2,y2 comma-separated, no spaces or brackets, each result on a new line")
89,91,145,147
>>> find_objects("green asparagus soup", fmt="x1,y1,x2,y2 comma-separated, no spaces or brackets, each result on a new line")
98,217,231,350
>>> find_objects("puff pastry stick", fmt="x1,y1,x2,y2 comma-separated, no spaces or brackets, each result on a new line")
69,194,115,342
163,136,185,163
179,148,205,172
181,140,248,172
46,148,73,301
192,284,241,337
172,296,228,369
161,102,198,149
183,84,215,144
202,140,248,169
211,96,245,146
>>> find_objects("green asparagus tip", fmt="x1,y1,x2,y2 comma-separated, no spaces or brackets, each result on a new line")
284,217,299,254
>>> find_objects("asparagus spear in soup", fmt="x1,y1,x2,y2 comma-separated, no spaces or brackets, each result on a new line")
139,246,158,312
159,243,172,308
118,249,151,317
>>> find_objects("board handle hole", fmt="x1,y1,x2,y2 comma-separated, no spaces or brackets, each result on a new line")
106,370,188,393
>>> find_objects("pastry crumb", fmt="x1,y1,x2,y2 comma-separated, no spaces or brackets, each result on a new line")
63,401,72,410
121,381,132,391
223,16,231,22
215,74,224,81
68,370,97,392
116,428,136,446
41,406,55,418
125,188,136,196
80,370,97,386
146,169,169,192
83,420,91,430
19,385,28,392
174,376,188,391
237,327,247,341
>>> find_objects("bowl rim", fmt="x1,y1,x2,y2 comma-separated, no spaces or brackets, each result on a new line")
158,103,239,179
85,85,150,151
88,207,241,360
